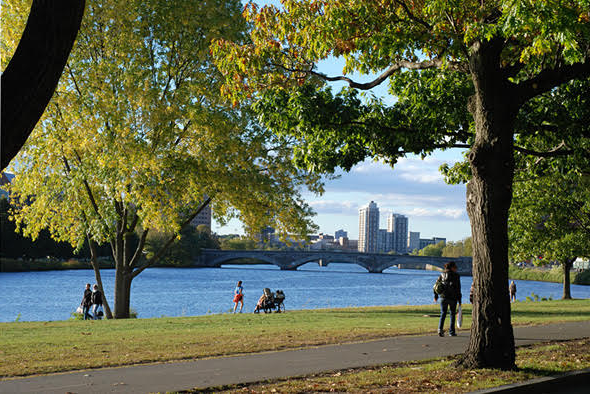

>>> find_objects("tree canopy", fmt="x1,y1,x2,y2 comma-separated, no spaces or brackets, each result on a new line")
212,0,590,369
3,0,322,318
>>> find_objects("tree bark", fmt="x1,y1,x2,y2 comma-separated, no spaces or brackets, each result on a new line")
1,0,85,170
113,266,132,319
562,259,573,300
459,39,518,370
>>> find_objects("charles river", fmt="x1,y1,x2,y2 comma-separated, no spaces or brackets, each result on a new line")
2,263,590,322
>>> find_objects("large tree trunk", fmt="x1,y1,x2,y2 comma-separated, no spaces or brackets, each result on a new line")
113,266,132,318
562,259,573,300
459,40,518,370
1,0,85,170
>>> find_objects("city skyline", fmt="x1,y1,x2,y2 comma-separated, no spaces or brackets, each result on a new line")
213,151,472,242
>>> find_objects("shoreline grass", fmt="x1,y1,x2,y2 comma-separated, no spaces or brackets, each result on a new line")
509,264,590,285
196,339,590,393
1,300,589,378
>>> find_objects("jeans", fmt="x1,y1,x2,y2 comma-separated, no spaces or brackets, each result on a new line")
82,305,92,320
92,304,102,320
438,298,457,334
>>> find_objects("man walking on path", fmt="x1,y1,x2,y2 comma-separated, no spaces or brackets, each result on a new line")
434,261,462,337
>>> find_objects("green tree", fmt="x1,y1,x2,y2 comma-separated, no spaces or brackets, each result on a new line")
4,0,321,318
442,237,473,257
417,241,445,257
510,173,590,299
220,236,258,250
213,0,590,369
145,225,220,267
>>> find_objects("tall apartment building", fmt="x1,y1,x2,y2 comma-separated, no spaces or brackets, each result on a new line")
358,201,379,253
407,231,420,253
377,229,388,253
387,213,408,254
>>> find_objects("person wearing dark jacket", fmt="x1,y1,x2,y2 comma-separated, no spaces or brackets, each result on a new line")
91,284,103,320
80,283,92,320
434,261,462,337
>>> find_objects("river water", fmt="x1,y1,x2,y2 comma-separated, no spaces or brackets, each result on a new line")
1,263,589,322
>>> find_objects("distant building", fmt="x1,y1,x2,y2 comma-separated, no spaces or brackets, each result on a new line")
190,202,212,228
377,229,388,253
387,213,408,254
419,237,446,250
335,229,347,239
358,201,379,253
408,231,420,253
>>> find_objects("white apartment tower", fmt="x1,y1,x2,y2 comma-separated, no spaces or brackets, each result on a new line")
358,201,379,253
387,213,408,254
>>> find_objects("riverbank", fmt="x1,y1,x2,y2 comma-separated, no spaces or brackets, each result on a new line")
509,264,590,285
2,299,589,377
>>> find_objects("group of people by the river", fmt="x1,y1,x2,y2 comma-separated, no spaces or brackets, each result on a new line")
80,283,103,320
77,263,518,332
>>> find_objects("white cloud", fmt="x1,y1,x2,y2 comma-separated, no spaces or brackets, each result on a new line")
308,200,359,215
405,207,466,219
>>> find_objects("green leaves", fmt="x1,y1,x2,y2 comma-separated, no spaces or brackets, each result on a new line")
5,0,321,253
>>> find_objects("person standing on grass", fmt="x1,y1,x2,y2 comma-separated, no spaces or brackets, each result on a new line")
509,281,517,303
91,284,103,319
434,261,462,337
233,280,244,313
80,283,92,320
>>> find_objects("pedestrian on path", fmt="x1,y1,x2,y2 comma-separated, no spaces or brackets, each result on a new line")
233,280,244,313
433,261,462,337
80,283,92,320
509,280,517,302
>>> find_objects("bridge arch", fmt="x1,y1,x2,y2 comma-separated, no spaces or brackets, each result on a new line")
208,254,280,267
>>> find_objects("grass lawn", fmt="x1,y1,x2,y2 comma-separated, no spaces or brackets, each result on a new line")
1,299,589,377
199,338,590,393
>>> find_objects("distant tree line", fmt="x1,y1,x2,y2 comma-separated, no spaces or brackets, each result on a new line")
411,238,473,258
0,196,110,260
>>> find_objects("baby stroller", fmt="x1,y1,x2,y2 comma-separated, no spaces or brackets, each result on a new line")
254,288,286,313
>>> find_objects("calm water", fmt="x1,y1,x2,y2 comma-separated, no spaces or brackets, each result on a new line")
1,263,589,322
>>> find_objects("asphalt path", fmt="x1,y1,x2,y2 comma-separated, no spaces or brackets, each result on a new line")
2,320,589,393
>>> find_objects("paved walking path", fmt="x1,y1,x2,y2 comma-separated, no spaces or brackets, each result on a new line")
2,320,590,394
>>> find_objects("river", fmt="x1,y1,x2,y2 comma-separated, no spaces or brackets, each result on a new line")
1,263,589,322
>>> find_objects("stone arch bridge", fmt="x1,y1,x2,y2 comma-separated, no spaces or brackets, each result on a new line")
195,250,472,275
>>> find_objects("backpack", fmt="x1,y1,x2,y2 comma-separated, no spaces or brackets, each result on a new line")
433,273,449,296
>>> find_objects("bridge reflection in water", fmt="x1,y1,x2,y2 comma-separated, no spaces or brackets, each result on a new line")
195,250,472,275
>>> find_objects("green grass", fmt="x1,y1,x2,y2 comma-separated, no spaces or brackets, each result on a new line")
201,339,590,393
509,265,590,285
1,300,589,377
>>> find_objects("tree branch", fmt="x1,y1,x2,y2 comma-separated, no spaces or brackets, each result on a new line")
514,141,574,158
276,57,467,91
516,56,590,104
131,196,212,278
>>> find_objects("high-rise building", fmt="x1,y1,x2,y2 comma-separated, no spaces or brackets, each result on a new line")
387,213,408,253
358,201,379,253
408,231,420,253
190,202,212,228
377,229,388,253
335,229,348,240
